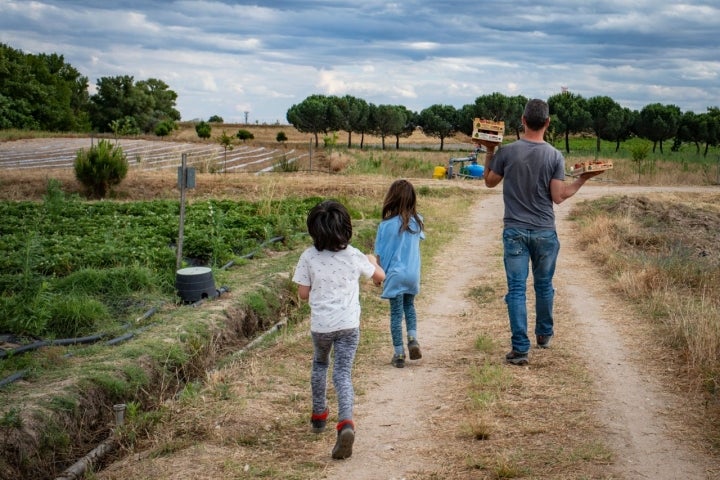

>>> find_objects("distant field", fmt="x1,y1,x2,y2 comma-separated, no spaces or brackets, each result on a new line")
0,137,307,173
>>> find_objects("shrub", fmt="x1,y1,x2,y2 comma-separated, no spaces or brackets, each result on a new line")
236,129,254,142
208,115,224,123
276,131,288,143
74,139,129,199
154,119,176,137
195,121,212,139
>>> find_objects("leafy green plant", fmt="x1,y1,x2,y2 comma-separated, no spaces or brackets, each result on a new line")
154,119,176,136
46,294,109,337
236,129,254,142
74,139,129,199
195,121,211,139
276,131,288,143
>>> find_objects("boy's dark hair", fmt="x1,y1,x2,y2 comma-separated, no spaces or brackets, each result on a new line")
306,200,352,252
382,179,424,233
523,98,550,131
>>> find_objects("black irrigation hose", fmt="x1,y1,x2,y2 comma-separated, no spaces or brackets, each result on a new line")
220,235,286,270
0,307,160,389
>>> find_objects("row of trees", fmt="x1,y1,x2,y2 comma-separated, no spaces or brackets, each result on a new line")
0,43,180,134
286,93,720,155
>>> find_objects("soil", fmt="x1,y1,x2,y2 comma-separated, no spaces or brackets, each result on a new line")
325,184,720,479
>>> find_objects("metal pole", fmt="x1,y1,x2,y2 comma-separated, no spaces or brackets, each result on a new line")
176,153,187,270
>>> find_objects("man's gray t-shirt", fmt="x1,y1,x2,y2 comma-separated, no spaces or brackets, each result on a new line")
489,138,565,230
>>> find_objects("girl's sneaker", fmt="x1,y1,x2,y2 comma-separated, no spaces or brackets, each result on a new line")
391,353,405,368
311,407,329,433
332,419,355,459
407,337,422,360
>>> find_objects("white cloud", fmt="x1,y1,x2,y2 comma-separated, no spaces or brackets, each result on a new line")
0,0,718,123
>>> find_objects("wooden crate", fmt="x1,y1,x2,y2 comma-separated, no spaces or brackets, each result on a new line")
570,161,614,176
472,119,504,143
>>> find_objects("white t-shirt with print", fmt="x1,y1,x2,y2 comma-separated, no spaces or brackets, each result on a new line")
292,245,376,333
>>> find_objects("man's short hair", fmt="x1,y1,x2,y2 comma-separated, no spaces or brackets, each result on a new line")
523,99,550,131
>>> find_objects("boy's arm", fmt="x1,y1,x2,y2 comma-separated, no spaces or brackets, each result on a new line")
297,284,310,300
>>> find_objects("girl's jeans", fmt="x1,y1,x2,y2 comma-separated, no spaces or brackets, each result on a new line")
389,294,417,348
502,228,559,353
311,328,359,422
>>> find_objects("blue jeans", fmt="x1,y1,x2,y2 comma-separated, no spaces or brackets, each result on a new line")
502,228,559,353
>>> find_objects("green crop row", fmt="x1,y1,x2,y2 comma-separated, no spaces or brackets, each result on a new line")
0,193,321,339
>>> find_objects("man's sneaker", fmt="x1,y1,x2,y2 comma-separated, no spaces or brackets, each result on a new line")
407,337,422,360
331,419,355,459
311,407,328,433
391,353,405,368
505,350,529,365
536,335,553,349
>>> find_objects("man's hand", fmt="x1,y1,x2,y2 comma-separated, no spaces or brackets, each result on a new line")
473,139,501,151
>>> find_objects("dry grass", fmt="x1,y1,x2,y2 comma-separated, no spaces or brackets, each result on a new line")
572,192,720,399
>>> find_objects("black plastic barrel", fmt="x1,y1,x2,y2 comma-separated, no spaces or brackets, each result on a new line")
175,267,217,302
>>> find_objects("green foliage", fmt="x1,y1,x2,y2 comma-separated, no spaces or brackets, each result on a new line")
276,131,288,142
0,43,91,131
74,139,129,198
0,197,316,337
236,128,254,142
195,120,211,139
418,104,459,151
154,119,177,136
110,116,140,136
46,294,109,338
273,154,298,172
208,115,224,123
90,75,180,133
0,408,23,428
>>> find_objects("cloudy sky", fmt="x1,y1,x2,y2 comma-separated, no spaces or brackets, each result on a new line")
1,0,718,124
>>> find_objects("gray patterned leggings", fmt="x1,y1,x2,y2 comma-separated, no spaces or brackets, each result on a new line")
311,328,360,422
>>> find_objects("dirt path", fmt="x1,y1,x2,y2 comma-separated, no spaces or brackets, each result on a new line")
328,185,718,479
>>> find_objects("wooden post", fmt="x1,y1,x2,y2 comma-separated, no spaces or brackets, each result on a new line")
309,139,313,172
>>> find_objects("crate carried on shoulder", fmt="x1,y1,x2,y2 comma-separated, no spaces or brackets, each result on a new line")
471,119,504,143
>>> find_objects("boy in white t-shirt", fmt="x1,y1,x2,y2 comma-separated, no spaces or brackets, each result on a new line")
293,200,385,460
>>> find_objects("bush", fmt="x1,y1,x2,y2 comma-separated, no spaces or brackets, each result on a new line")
236,129,254,142
196,121,212,139
154,119,176,137
74,139,129,199
276,131,288,143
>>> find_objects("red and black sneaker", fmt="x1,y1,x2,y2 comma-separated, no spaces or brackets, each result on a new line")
311,407,329,433
331,419,355,459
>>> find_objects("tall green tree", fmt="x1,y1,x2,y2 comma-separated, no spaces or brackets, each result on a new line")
0,43,90,131
547,92,591,153
286,94,333,147
635,103,682,153
331,95,369,148
587,96,623,152
89,75,179,133
369,104,406,150
392,106,417,149
418,104,459,151
601,107,637,152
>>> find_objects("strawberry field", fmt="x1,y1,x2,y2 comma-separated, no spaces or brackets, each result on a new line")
0,189,319,339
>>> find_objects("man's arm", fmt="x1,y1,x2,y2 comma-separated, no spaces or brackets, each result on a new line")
550,171,603,204
483,147,503,188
